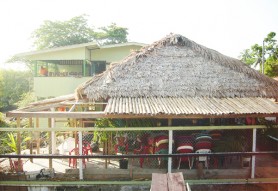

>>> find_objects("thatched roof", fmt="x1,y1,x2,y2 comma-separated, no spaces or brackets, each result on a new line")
76,33,278,100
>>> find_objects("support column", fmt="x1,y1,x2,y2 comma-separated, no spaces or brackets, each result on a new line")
16,117,23,172
251,128,257,178
168,119,173,173
83,60,86,77
29,118,33,162
48,118,53,169
50,108,56,155
34,61,38,77
36,118,40,154
78,131,83,180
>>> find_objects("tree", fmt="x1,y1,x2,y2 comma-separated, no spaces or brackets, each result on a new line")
239,32,278,77
96,23,128,45
31,15,128,50
0,70,33,111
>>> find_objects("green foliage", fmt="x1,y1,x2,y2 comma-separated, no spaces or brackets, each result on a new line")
93,119,157,143
213,135,246,152
3,133,17,153
32,15,93,49
31,15,129,50
94,119,126,142
96,23,128,45
239,32,278,77
239,49,256,66
15,92,36,108
2,133,31,154
0,112,9,127
6,56,33,71
0,70,33,111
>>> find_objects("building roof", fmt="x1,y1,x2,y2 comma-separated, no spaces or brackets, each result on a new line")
76,33,278,100
105,97,278,116
15,42,147,58
7,34,278,118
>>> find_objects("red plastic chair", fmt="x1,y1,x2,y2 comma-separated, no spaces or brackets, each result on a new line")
195,149,211,169
195,141,212,150
195,134,213,150
177,144,194,169
133,134,154,168
69,148,86,168
176,135,194,169
82,141,92,161
9,159,23,172
154,135,169,167
209,130,222,141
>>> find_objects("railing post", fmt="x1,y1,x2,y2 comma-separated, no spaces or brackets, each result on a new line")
251,128,257,178
78,131,83,180
50,108,56,155
29,118,33,162
16,117,22,172
48,118,52,169
168,119,173,173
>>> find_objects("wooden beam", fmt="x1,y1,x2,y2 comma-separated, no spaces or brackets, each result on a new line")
1,178,278,186
6,111,278,119
23,103,62,112
0,125,269,132
6,111,106,118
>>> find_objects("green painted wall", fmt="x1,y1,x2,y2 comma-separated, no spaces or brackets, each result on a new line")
34,77,92,98
26,47,86,60
91,45,142,63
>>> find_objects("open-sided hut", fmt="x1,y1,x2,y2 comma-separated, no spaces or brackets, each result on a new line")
5,34,278,183
75,33,278,118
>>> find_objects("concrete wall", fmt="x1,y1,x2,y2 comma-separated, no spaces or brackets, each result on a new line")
34,77,92,98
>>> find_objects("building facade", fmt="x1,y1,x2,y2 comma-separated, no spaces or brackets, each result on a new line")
16,42,146,99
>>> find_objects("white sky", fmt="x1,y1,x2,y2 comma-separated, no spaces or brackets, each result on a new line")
0,0,277,70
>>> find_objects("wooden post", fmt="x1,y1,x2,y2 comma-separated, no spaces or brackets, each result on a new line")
16,117,23,172
251,128,257,178
50,108,56,156
104,141,108,169
108,132,112,164
48,118,52,169
29,118,33,162
78,131,83,180
36,118,40,154
74,119,78,148
168,119,173,173
16,117,21,155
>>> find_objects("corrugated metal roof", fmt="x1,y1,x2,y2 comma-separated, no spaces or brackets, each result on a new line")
104,97,278,115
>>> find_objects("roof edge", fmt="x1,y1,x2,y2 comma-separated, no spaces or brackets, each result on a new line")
15,42,147,58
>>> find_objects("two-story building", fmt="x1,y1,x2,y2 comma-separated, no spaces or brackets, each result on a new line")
16,42,146,99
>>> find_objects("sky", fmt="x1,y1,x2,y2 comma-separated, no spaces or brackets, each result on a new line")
0,0,277,70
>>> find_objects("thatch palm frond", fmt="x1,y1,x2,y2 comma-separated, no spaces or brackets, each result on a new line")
75,34,278,100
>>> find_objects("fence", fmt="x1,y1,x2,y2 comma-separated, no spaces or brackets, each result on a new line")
0,124,278,183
